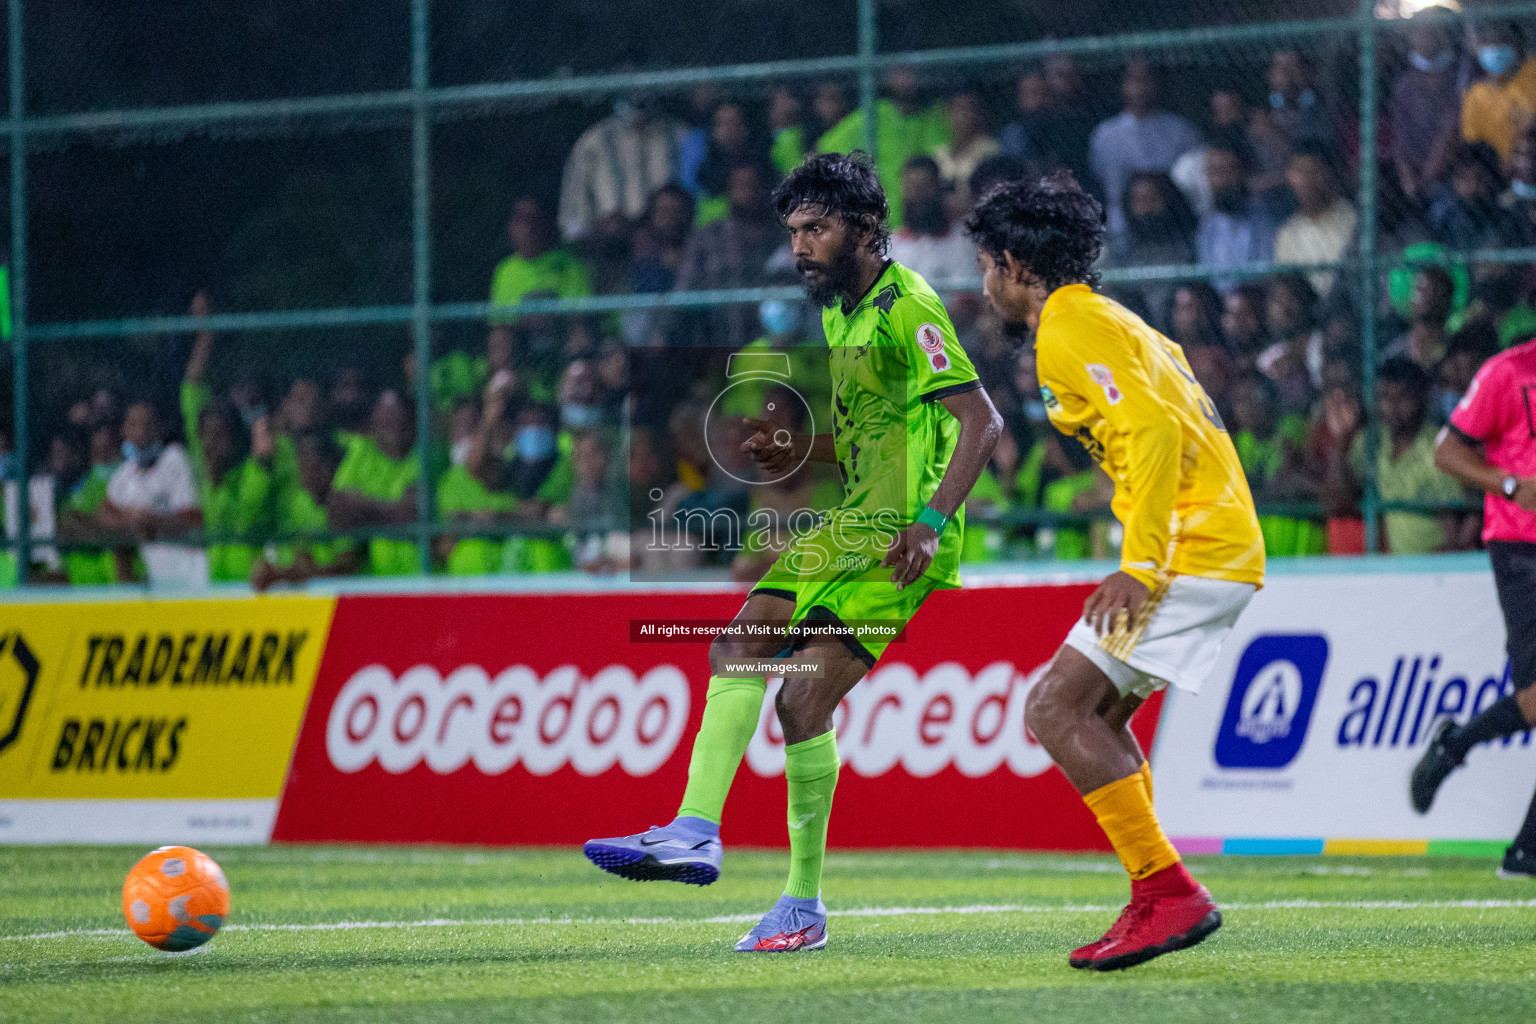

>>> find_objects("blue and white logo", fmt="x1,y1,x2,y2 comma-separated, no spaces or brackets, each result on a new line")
1214,634,1329,769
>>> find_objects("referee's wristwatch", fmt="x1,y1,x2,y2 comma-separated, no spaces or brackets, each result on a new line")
1501,475,1521,500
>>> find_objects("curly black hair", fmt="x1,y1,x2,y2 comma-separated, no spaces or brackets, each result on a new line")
964,170,1104,291
771,150,890,257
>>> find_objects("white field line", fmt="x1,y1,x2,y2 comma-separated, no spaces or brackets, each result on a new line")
3,897,1535,945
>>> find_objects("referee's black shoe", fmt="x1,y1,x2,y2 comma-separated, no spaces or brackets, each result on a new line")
1410,719,1463,814
1497,846,1536,880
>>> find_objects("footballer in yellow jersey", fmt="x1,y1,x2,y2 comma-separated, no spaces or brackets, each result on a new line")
966,171,1264,972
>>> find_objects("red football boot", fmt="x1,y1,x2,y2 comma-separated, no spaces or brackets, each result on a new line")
1083,863,1222,972
1068,897,1148,969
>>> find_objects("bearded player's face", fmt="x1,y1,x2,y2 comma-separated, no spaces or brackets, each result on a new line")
785,206,863,307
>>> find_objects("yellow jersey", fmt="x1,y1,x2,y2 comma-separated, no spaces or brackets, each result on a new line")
1034,285,1265,590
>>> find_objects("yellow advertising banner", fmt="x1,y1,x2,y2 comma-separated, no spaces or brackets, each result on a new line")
0,595,334,801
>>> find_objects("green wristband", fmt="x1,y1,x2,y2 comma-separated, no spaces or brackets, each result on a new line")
916,506,949,534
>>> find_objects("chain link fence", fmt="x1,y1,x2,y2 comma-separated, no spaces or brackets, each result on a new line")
1,0,1522,587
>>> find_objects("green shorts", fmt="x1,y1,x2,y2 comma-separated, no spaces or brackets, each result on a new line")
748,522,951,668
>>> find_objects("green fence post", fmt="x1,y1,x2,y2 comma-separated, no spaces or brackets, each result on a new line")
858,0,877,162
1358,0,1380,556
9,0,28,584
411,0,433,576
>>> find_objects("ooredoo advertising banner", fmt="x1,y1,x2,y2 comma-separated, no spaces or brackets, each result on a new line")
273,584,1152,849
0,596,335,844
1152,569,1533,850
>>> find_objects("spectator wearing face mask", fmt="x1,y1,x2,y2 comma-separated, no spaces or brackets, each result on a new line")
1197,142,1278,294
1462,20,1536,166
1249,49,1336,208
1429,141,1524,250
888,155,975,288
99,400,204,586
1391,10,1464,198
720,297,832,427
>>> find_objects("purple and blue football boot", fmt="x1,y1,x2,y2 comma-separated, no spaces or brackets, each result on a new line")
582,816,722,886
734,894,827,952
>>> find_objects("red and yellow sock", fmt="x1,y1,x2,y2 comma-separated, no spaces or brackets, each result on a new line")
1084,770,1180,882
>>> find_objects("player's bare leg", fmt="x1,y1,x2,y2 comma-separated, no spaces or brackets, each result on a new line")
1026,647,1220,971
736,639,868,952
584,592,793,885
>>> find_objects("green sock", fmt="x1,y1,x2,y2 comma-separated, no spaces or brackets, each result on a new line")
783,730,841,900
676,675,767,825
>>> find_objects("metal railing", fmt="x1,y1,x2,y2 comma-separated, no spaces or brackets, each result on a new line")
3,0,1520,579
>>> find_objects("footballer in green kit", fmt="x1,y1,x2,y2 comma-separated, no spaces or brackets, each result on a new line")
584,152,1003,952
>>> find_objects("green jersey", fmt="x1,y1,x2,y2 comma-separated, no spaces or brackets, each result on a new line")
488,249,592,325
181,382,276,582
332,433,420,576
437,464,518,576
820,261,980,587
64,465,119,585
272,485,352,570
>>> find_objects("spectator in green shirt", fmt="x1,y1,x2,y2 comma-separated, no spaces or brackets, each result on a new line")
250,429,360,591
816,66,951,227
1228,373,1327,557
267,375,325,501
437,393,519,576
181,297,278,582
769,87,811,178
449,197,597,414
489,198,594,321
327,389,422,576
1329,357,1468,553
57,422,123,585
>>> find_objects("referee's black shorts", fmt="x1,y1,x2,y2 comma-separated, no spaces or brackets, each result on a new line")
1490,540,1536,691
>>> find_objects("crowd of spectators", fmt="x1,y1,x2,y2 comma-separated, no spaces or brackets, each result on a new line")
11,8,1536,588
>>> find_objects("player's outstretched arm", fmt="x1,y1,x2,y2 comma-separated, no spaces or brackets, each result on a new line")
883,387,1003,588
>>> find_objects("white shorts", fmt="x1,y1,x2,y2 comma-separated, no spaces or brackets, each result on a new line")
1063,574,1257,698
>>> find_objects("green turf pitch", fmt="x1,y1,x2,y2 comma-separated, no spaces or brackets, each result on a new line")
2,846,1534,1023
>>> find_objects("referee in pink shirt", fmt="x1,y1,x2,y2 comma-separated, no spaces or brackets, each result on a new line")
1412,338,1536,878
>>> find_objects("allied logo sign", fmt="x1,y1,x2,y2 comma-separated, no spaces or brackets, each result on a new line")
0,633,40,756
1214,634,1329,769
